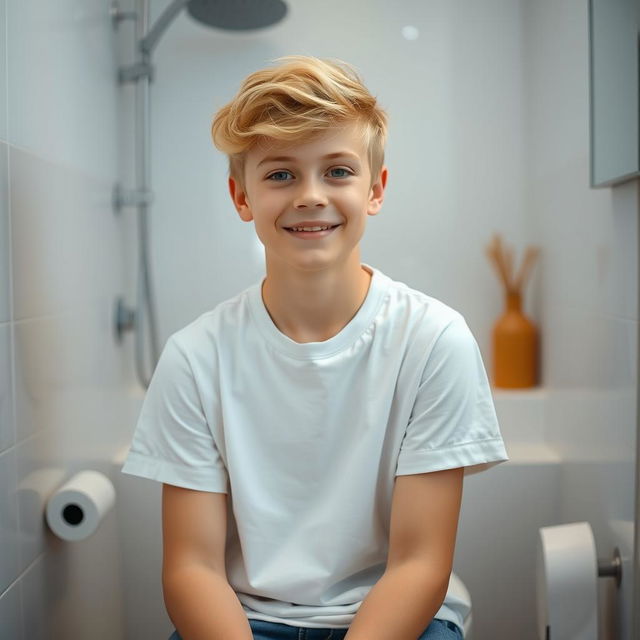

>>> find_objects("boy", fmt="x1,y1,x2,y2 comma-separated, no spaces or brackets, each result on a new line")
122,55,508,640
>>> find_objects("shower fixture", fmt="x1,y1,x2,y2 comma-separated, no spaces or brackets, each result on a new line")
111,0,288,388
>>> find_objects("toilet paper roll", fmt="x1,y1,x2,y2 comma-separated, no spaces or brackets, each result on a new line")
536,522,598,640
45,470,115,542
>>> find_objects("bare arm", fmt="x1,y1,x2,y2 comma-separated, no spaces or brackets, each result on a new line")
344,467,464,640
161,484,253,640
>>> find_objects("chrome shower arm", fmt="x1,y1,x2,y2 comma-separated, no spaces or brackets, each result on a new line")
139,0,190,55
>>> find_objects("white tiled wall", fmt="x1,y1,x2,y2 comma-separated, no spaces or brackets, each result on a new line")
0,0,133,637
0,0,636,639
141,0,638,638
145,0,530,360
524,1,638,638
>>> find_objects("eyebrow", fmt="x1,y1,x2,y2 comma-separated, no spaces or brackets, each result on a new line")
256,151,361,168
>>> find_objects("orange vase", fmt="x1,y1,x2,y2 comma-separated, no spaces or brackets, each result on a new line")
492,291,538,388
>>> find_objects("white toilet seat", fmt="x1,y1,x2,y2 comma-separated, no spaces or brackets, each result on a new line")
448,572,473,638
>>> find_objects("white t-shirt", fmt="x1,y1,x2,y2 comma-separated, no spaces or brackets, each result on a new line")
122,263,508,630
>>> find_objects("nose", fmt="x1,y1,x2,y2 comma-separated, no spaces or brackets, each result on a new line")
293,177,328,209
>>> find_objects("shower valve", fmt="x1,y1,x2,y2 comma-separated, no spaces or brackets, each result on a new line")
114,298,136,343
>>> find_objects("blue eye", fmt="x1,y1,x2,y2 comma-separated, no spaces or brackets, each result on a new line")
266,167,352,181
267,171,292,181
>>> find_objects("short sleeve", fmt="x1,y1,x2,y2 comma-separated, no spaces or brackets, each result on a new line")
121,336,229,492
396,317,509,476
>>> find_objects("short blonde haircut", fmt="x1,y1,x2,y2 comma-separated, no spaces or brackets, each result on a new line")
211,55,388,191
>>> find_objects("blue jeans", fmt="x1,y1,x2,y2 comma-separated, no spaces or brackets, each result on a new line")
169,617,462,639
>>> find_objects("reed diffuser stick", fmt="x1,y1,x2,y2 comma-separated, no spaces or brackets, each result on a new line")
485,234,539,296
515,247,540,292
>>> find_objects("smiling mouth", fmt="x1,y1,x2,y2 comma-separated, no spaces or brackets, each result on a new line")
284,224,342,239
284,224,341,232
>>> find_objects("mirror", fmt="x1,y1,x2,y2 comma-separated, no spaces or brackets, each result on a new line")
589,0,640,187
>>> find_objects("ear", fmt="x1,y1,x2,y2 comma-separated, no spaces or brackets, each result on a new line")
228,176,253,222
367,166,388,217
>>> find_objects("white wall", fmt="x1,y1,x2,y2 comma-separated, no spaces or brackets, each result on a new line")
144,0,637,638
120,0,548,635
0,1,137,637
0,1,636,639
148,0,530,366
524,1,637,638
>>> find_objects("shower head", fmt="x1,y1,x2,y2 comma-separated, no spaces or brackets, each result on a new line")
141,0,288,55
187,0,288,31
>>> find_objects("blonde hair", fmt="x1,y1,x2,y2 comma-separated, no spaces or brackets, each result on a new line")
211,55,388,190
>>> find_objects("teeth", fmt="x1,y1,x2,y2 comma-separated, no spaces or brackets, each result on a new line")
291,226,331,232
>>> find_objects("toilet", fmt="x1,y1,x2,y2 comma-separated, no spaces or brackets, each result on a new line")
448,573,473,638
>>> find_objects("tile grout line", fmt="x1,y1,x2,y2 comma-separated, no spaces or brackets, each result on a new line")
3,0,7,141
0,550,45,601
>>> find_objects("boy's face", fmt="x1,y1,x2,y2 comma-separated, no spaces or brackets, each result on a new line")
228,122,387,275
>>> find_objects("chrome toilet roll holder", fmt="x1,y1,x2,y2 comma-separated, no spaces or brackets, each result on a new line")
598,547,622,587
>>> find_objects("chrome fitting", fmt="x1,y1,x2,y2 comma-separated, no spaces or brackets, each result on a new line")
112,183,154,214
114,297,136,343
118,61,154,84
110,1,137,28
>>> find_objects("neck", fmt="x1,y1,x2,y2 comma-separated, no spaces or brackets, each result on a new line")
261,253,372,343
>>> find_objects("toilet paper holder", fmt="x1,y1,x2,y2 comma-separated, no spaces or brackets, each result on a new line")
597,546,622,588
537,522,622,640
